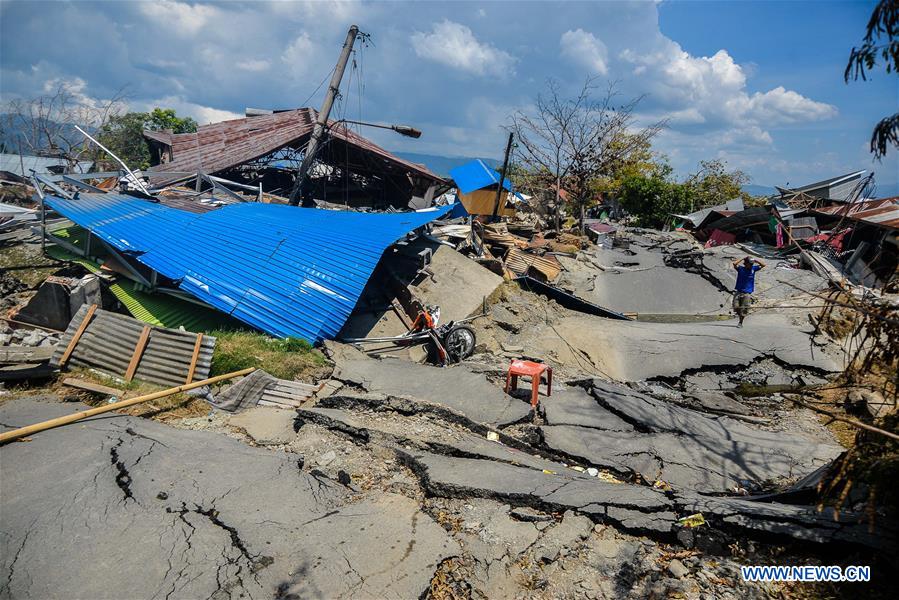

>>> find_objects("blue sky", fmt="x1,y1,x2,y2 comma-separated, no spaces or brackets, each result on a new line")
1,0,896,191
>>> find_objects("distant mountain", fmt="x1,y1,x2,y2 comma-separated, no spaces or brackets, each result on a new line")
742,183,776,197
394,152,501,177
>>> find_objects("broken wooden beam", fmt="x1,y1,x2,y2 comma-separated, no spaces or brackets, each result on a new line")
124,325,151,383
57,304,97,368
61,378,123,397
0,367,256,444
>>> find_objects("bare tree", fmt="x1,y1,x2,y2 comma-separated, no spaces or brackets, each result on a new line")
510,78,664,234
1,81,126,171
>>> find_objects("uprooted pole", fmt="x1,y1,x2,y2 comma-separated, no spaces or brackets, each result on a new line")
288,25,360,207
0,367,256,444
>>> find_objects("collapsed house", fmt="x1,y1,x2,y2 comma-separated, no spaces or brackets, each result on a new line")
676,170,899,290
143,108,447,210
0,152,94,184
37,190,453,342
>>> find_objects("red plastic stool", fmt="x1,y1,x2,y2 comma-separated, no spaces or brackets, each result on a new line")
505,359,553,408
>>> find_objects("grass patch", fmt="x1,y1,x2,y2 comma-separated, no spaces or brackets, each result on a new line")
209,330,330,381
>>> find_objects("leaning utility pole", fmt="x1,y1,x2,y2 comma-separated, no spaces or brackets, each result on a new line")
492,132,514,218
289,25,360,207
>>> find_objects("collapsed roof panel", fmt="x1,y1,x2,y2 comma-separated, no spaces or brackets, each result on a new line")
813,197,899,230
449,159,512,195
43,192,453,341
144,108,443,187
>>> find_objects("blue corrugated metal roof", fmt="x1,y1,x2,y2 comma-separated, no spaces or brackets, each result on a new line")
449,159,513,195
43,193,453,341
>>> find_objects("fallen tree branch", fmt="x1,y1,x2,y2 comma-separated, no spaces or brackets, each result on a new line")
783,393,899,442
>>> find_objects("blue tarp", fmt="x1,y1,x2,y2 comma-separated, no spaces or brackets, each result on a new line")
449,159,514,195
44,193,453,341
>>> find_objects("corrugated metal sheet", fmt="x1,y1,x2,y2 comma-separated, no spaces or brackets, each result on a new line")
146,108,442,186
210,370,319,411
43,193,454,341
51,304,216,387
450,159,513,195
813,197,899,230
505,248,562,281
0,153,93,177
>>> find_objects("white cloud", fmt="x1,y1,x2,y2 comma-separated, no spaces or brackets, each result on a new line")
236,59,270,72
139,96,241,125
410,20,515,77
559,29,608,75
281,33,314,74
40,77,127,118
745,86,838,123
138,1,218,36
621,41,837,149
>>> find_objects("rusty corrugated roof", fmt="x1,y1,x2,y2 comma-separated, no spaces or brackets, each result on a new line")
145,108,441,186
813,197,899,230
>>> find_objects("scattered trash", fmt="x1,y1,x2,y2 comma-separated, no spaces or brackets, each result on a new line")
677,513,707,528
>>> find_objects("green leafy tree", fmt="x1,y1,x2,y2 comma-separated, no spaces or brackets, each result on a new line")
684,159,750,212
96,108,197,170
617,168,692,229
845,0,898,158
591,132,661,200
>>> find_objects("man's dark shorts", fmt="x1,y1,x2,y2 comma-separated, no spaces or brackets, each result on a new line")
733,292,752,316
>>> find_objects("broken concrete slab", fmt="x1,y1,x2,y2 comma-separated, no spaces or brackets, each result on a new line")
557,244,732,315
532,312,839,382
540,381,841,493
329,347,531,427
402,450,677,535
0,398,456,600
13,274,101,331
541,425,834,493
401,449,894,549
229,406,297,446
674,492,898,550
297,403,567,474
339,241,501,359
542,385,635,431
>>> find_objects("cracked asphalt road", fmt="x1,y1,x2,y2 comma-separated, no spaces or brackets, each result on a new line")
0,397,455,600
540,381,842,493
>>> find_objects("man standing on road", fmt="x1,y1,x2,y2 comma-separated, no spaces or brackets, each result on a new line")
732,256,766,327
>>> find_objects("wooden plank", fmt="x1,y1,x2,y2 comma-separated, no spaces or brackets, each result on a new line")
273,381,319,392
263,388,314,401
258,398,303,408
124,326,152,383
62,378,122,396
391,298,413,331
185,333,204,384
58,304,97,368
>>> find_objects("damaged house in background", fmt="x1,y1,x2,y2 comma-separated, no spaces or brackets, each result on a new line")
143,107,447,211
676,170,899,290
